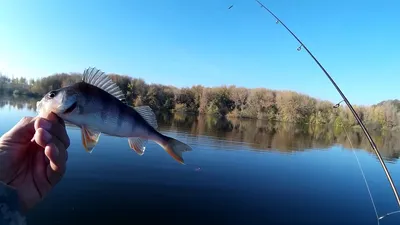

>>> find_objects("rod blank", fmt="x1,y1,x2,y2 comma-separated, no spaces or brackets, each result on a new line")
253,0,400,208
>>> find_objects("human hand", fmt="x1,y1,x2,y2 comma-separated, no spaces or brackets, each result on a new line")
0,112,70,213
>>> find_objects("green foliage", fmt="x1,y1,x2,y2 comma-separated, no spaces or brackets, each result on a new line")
2,71,400,129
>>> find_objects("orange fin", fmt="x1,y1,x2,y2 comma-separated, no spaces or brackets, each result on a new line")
156,136,192,164
128,137,148,155
81,125,101,153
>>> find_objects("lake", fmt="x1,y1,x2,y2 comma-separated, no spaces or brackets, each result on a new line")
2,97,400,225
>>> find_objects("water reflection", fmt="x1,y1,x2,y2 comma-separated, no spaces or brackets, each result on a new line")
0,96,39,112
3,96,400,225
156,113,400,162
2,96,400,161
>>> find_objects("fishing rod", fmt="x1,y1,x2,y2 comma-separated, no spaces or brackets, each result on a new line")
251,0,400,211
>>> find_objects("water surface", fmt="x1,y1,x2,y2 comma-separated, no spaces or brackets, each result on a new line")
1,98,400,225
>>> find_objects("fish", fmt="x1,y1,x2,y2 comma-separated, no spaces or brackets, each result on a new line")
36,67,192,164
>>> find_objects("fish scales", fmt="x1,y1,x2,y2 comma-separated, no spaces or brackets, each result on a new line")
36,67,192,164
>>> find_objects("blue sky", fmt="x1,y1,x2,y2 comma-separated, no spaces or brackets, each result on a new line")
0,0,399,105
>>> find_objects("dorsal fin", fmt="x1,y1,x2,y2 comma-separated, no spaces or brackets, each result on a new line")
82,67,126,104
134,106,158,129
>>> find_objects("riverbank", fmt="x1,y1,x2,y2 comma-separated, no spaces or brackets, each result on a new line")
1,72,399,130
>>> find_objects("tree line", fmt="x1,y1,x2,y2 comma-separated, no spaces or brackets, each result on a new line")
1,72,400,130
2,97,398,161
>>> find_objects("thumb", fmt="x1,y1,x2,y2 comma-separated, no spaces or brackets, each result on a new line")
38,111,65,128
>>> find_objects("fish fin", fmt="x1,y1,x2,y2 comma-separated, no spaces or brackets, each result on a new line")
80,125,101,153
155,136,192,164
134,105,158,129
128,137,148,155
82,67,127,104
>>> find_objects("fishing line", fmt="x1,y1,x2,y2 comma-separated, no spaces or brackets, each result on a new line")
227,0,400,222
248,0,400,209
337,107,400,223
378,210,400,220
339,118,380,225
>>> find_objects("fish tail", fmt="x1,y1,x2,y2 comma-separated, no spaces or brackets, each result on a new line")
155,135,192,164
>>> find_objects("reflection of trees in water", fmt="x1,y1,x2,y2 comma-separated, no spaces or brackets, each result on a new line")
156,113,400,161
6,98,400,161
0,96,39,111
336,129,400,162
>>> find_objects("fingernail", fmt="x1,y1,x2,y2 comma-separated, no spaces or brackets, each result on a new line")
39,119,52,130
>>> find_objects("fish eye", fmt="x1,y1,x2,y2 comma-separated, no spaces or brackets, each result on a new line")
48,91,56,98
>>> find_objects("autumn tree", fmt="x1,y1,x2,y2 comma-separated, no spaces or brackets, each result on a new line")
2,70,400,130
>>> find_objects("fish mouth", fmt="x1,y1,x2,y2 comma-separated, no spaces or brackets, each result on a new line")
63,101,77,114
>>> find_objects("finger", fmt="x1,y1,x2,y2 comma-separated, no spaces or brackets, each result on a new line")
33,128,67,164
33,127,67,166
44,142,66,174
45,144,65,185
43,112,66,128
33,128,52,149
33,149,52,198
42,133,67,183
0,116,35,143
31,127,67,187
34,116,70,149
